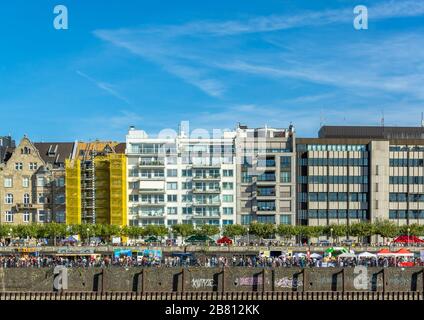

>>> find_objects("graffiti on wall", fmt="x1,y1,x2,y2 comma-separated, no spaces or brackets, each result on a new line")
234,277,263,286
275,277,303,289
191,278,215,289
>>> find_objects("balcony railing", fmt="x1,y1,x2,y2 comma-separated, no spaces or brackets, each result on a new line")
139,160,165,166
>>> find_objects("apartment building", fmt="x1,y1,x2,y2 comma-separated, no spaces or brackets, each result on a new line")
65,141,127,226
297,125,424,228
235,125,296,226
0,136,74,224
126,125,237,227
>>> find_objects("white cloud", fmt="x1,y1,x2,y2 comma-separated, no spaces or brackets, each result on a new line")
76,70,131,105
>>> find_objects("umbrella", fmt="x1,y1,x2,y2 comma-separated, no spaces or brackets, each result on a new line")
310,253,322,259
393,235,424,243
217,236,233,245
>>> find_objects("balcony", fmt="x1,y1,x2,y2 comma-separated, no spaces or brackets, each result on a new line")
139,160,165,167
139,175,165,181
192,200,221,206
191,164,221,169
192,187,221,194
192,213,221,218
15,203,34,210
138,201,165,206
138,189,166,194
139,212,165,217
192,175,221,181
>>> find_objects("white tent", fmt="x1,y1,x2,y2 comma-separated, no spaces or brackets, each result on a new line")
338,252,356,258
357,252,377,259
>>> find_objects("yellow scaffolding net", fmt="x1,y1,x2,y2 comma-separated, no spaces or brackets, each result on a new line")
94,156,110,225
109,154,127,227
65,159,81,224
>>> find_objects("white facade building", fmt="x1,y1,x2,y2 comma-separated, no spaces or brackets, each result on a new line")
126,125,237,227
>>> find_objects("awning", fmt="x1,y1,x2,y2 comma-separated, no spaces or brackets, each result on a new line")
393,235,424,244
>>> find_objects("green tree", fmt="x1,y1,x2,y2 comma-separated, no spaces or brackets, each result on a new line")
223,224,247,238
195,224,220,237
374,220,400,242
248,222,276,240
171,224,195,243
349,222,375,243
324,225,348,243
399,224,422,236
276,224,296,240
144,225,169,238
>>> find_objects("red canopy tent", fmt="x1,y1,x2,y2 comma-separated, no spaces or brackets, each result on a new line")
217,236,233,245
394,248,414,256
393,235,424,244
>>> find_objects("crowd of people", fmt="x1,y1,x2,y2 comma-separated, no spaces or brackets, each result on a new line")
0,253,422,268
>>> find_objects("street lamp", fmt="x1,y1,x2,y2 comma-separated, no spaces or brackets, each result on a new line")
407,228,411,246
86,228,90,246
330,228,334,246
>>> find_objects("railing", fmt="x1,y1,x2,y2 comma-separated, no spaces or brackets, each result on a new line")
0,291,422,301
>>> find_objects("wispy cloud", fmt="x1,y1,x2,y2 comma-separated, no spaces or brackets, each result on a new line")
76,70,131,105
91,0,424,132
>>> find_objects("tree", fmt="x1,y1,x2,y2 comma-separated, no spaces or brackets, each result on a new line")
144,225,169,238
349,222,374,243
43,223,67,245
223,224,247,238
171,224,195,243
248,222,276,240
374,220,399,242
324,225,348,243
195,224,220,237
399,224,422,236
276,224,296,240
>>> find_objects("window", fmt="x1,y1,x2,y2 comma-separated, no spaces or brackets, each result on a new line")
129,195,139,202
222,195,233,203
223,169,233,177
55,194,65,204
280,215,292,225
167,207,178,215
182,207,192,215
56,177,65,187
222,182,233,190
280,171,291,183
55,211,65,223
167,169,178,177
167,194,177,202
5,211,13,223
23,211,30,223
167,219,178,226
241,215,254,225
182,195,192,203
22,177,30,188
29,162,38,170
223,207,234,215
182,182,192,190
38,210,47,222
15,163,23,170
257,215,275,224
37,194,46,204
167,182,178,190
37,177,45,187
182,169,192,177
4,177,12,188
5,193,13,204
223,220,233,225
23,193,30,204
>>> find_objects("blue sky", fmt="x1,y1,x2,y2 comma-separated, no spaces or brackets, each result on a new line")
1,0,424,141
